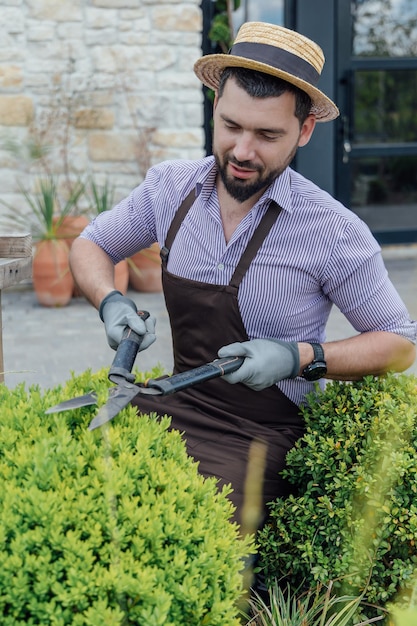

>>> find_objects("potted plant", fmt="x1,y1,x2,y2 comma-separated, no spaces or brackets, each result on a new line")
14,177,85,306
245,580,379,626
88,178,162,294
53,212,90,249
128,242,162,293
87,178,129,294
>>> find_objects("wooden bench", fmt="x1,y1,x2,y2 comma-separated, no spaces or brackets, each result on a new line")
0,234,32,383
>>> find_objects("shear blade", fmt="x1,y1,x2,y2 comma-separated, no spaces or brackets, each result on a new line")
45,391,98,414
45,387,119,414
88,383,142,430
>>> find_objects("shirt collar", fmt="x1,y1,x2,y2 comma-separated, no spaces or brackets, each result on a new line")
195,157,293,214
195,158,217,199
257,167,293,214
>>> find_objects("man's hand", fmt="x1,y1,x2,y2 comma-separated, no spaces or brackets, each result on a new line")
218,338,300,391
99,290,156,350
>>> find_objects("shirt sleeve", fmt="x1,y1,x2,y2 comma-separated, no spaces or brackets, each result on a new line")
80,166,166,264
80,159,205,264
322,222,417,343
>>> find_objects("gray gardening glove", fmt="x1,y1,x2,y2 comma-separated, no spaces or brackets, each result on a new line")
217,338,300,391
99,290,156,351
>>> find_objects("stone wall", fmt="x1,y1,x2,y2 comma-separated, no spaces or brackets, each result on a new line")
0,0,205,232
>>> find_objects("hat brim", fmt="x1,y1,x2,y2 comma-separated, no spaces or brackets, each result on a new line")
194,54,339,123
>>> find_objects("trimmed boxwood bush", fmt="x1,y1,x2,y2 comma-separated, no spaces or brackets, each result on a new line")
257,373,417,623
0,368,253,625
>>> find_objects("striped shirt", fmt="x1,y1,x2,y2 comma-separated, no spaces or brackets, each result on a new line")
81,156,417,405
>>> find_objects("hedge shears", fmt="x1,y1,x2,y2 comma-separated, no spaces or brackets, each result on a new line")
46,310,244,431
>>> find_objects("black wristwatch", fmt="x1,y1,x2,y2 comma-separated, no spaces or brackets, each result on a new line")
302,343,327,381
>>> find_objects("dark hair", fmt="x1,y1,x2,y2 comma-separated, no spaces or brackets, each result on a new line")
217,67,313,125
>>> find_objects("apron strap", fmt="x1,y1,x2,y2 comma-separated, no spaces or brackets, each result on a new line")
229,200,282,289
160,189,196,264
161,191,282,289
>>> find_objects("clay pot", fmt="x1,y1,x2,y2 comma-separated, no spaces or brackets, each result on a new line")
114,259,129,294
54,215,90,248
128,243,162,293
53,215,90,297
32,239,74,307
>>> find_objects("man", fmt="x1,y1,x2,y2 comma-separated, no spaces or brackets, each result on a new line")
70,22,416,529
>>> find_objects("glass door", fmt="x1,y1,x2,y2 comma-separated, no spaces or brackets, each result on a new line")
201,0,288,154
336,0,417,244
233,0,286,31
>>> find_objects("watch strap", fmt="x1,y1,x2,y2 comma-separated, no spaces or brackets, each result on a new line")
310,342,325,363
301,342,327,381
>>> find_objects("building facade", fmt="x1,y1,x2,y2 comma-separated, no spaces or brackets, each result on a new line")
225,0,417,245
1,0,417,244
0,0,204,231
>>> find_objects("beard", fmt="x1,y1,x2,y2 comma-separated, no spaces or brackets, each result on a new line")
214,145,298,203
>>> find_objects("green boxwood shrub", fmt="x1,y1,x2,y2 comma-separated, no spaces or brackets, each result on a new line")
257,373,417,623
0,368,253,625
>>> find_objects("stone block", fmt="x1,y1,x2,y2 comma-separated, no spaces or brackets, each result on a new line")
92,0,142,7
2,8,24,34
93,44,177,73
122,93,167,126
84,91,114,107
56,22,84,40
26,57,67,74
152,128,203,148
26,0,82,21
0,169,21,193
119,8,147,20
119,24,152,43
0,44,24,63
85,7,118,28
85,29,119,46
24,73,50,90
0,65,23,89
0,95,34,126
153,31,201,47
26,24,55,41
74,108,115,129
152,5,202,31
88,132,137,161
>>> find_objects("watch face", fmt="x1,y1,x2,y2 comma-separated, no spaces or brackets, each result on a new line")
303,363,327,381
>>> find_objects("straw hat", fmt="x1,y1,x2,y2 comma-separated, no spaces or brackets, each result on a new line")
194,22,339,122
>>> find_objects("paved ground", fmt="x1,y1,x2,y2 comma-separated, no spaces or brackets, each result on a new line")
2,244,417,390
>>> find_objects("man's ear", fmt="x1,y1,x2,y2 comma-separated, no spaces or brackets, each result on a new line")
298,114,317,147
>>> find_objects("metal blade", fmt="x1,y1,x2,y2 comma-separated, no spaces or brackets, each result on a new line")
45,386,120,415
88,381,142,430
45,391,98,414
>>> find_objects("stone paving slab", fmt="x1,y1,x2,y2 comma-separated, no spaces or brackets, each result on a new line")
1,288,174,390
2,246,417,391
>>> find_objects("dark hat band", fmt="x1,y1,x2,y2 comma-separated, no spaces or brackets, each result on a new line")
230,41,320,86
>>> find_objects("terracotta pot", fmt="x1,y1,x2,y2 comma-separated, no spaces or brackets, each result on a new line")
128,244,162,293
33,239,74,307
53,215,90,297
114,259,129,295
54,215,90,248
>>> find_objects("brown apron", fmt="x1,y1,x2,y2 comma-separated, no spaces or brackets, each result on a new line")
131,191,304,527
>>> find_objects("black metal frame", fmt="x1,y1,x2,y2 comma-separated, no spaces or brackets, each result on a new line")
200,0,294,156
201,0,216,155
335,1,417,243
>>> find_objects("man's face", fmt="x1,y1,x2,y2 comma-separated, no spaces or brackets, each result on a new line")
212,77,315,203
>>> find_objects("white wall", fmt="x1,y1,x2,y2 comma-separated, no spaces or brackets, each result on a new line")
0,0,205,232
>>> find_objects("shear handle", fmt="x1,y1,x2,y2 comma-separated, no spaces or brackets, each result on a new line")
108,310,150,384
144,356,244,396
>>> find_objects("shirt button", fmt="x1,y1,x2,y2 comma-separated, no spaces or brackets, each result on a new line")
217,263,224,270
